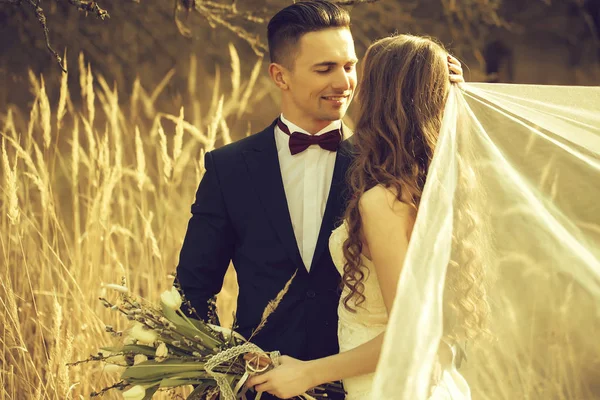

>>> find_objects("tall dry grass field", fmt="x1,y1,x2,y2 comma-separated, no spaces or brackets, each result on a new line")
1,47,599,400
0,46,266,399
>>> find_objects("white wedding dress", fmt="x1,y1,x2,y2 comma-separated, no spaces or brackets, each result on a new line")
329,222,472,400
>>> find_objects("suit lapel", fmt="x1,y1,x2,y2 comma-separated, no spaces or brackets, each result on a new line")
309,134,355,272
242,122,306,273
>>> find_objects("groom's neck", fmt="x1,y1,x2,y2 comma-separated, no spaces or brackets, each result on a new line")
280,110,338,135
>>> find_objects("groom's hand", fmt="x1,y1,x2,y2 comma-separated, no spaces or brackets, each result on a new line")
246,355,314,399
448,55,465,84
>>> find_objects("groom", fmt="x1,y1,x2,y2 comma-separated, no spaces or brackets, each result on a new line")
176,0,356,373
176,1,462,397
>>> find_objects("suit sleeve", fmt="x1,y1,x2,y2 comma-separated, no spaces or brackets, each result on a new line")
176,150,235,320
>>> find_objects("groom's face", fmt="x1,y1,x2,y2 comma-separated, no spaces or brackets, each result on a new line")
285,28,357,124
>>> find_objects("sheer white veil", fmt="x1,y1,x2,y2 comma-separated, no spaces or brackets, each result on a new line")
371,83,600,399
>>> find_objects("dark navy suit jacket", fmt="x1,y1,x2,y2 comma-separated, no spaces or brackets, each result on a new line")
176,119,354,365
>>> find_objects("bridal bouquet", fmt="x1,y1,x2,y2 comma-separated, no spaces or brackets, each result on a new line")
71,273,343,400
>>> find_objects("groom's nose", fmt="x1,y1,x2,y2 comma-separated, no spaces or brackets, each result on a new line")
331,69,353,91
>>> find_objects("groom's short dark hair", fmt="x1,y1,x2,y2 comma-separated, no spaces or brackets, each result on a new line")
267,0,351,68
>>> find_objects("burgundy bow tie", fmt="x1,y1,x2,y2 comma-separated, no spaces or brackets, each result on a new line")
277,118,342,155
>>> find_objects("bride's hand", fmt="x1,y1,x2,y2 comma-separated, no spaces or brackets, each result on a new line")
246,355,314,399
448,55,465,84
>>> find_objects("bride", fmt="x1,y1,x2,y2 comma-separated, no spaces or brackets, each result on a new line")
246,33,486,399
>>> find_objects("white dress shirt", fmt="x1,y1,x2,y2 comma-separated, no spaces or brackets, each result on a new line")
275,114,345,272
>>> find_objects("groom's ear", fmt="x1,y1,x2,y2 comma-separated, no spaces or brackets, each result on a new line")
269,63,289,90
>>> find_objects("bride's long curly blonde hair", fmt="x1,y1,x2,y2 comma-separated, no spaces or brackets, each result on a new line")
342,34,490,341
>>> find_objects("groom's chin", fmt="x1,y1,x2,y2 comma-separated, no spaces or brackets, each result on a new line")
322,108,349,122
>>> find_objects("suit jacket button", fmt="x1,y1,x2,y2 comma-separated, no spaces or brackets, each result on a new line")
306,290,316,298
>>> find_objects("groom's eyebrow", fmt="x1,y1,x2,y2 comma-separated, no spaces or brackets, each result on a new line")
312,58,359,67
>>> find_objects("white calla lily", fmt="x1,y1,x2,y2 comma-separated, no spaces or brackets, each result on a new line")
128,322,157,344
103,363,125,373
106,354,127,366
160,286,182,310
122,385,146,400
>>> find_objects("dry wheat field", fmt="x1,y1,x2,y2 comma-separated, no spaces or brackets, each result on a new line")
1,48,599,400
0,46,260,399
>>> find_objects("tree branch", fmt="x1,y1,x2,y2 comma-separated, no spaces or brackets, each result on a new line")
25,0,67,72
185,0,382,57
185,0,269,56
66,0,110,19
0,0,110,72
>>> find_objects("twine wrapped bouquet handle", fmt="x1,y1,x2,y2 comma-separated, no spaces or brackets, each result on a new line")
204,342,282,400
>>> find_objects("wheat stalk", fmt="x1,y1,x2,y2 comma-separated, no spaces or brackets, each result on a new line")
4,108,18,140
188,54,197,100
158,122,172,182
207,96,224,151
220,119,232,146
95,76,123,172
135,125,147,191
99,168,120,227
48,298,64,395
26,93,39,143
86,63,95,126
59,333,75,397
71,117,81,262
28,69,41,95
2,138,20,225
150,68,176,105
78,52,87,103
81,116,97,166
251,270,298,338
208,66,221,118
71,117,80,186
140,209,162,261
173,107,185,162
39,76,52,149
156,112,207,145
195,148,206,188
229,43,241,102
131,76,141,121
32,141,52,213
189,54,203,129
237,57,263,119
57,51,69,131
97,127,110,180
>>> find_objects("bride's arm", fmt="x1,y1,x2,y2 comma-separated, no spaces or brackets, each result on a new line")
359,185,416,315
247,186,416,398
305,186,415,383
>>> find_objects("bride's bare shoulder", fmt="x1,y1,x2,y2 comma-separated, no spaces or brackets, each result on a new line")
358,185,416,239
359,184,414,216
